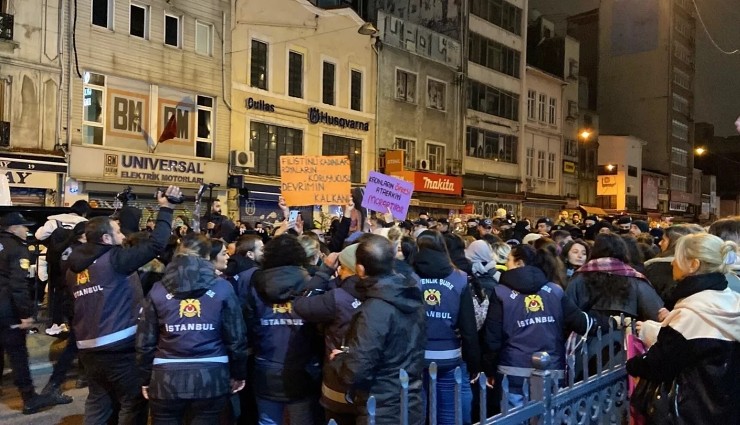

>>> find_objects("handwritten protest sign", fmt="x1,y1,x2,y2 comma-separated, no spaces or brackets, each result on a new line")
280,156,352,206
361,171,414,220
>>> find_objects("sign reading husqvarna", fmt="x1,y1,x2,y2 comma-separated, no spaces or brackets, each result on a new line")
307,108,369,131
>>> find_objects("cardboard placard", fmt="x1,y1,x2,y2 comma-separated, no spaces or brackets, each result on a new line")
280,156,352,206
361,171,414,220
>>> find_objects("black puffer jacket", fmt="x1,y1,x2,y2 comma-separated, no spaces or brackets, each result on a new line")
332,273,426,425
136,255,248,399
644,257,678,308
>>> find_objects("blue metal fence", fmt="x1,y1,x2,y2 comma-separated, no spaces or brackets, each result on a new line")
329,325,629,425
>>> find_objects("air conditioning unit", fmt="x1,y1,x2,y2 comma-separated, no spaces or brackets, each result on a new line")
417,159,430,171
230,150,254,168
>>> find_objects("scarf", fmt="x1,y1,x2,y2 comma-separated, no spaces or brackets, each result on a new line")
576,257,648,281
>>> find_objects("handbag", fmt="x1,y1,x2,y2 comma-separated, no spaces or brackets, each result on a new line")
630,378,678,425
471,293,489,331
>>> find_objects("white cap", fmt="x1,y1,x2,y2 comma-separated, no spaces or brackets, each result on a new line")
522,233,543,245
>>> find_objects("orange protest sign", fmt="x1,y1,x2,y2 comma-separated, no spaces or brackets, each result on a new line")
280,156,352,206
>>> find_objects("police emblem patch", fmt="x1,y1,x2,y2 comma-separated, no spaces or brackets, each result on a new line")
524,294,544,313
76,270,90,285
272,302,292,314
179,299,201,318
424,289,441,306
19,258,30,270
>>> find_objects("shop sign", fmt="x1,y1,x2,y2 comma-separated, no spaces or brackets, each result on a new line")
246,97,275,112
385,150,405,173
671,190,692,203
642,175,659,210
377,11,461,68
563,161,576,174
1,171,58,188
307,108,369,131
392,171,462,196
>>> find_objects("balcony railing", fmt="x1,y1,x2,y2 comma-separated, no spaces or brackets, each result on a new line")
0,121,10,147
0,13,13,41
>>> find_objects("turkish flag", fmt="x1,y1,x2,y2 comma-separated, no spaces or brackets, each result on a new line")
158,114,177,143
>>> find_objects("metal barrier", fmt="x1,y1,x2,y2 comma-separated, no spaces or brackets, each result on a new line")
329,325,628,425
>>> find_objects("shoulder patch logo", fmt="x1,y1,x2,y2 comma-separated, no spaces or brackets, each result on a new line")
19,258,30,270
76,269,90,285
424,289,441,306
525,294,544,313
179,299,201,318
272,302,293,314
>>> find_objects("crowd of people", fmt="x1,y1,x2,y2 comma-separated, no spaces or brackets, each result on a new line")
0,187,738,425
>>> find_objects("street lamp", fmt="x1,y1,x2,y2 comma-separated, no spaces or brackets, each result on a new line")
695,147,706,156
579,130,592,140
606,164,615,171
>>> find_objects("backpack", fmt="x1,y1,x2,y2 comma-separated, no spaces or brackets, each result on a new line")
45,221,76,289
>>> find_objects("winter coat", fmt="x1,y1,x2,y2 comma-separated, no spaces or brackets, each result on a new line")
0,231,34,326
566,272,664,322
224,254,259,308
331,273,426,425
644,257,678,308
627,273,740,424
34,213,88,242
136,255,248,400
413,248,481,374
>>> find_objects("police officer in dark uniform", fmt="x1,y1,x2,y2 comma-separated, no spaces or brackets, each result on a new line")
66,186,180,425
0,212,59,414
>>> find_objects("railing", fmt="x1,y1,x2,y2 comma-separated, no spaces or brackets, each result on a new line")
0,13,13,41
329,325,628,425
0,121,9,147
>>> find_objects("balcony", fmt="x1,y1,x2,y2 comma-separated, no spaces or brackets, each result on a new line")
0,13,13,41
0,121,9,147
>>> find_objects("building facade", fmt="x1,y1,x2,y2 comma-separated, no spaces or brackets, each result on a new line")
63,0,231,219
0,0,67,206
596,135,646,212
597,0,697,216
231,0,376,220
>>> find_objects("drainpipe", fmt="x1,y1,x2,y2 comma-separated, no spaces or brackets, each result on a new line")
221,10,232,111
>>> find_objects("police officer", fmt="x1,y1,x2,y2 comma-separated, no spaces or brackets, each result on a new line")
413,230,481,424
66,186,180,425
0,212,59,414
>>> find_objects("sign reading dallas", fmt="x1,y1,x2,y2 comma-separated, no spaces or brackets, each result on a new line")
308,108,370,131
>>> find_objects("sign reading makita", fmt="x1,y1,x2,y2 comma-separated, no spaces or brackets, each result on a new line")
391,171,463,196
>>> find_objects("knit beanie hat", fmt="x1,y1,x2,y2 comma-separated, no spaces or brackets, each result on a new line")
632,220,649,233
338,243,359,274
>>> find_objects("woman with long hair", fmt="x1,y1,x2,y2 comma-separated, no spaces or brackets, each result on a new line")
136,234,247,423
413,230,480,424
628,234,740,424
644,224,704,308
209,239,229,274
561,239,590,280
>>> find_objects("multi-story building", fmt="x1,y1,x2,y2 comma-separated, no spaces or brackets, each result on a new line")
231,0,376,220
521,65,564,219
0,0,67,206
596,135,646,213
63,0,232,219
463,0,528,218
597,0,697,216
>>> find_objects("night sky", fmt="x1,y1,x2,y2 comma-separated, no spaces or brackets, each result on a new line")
528,0,740,137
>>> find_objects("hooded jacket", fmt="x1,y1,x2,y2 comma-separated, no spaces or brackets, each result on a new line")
246,265,319,402
414,248,481,374
34,213,88,241
331,273,426,425
136,255,247,400
627,273,740,424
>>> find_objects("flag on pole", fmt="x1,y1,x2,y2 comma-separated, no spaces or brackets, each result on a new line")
158,114,178,144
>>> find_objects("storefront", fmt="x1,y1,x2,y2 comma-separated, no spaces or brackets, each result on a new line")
461,174,523,219
0,153,67,206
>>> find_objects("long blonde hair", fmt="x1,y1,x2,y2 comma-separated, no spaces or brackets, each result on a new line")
674,233,739,275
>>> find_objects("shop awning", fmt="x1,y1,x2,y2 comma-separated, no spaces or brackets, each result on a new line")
412,195,465,211
579,205,608,216
244,183,280,202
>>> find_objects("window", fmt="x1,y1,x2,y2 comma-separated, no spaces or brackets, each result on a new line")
564,139,577,157
426,78,446,111
671,174,687,192
628,166,638,177
323,135,362,183
466,126,517,163
250,40,268,90
672,119,688,141
426,143,445,173
92,0,112,29
196,96,213,159
527,90,536,120
351,69,362,111
322,61,336,105
537,150,545,178
164,14,181,48
129,4,148,39
547,152,556,180
672,147,688,166
82,72,106,145
673,68,690,89
250,122,303,176
393,137,416,169
468,32,521,78
526,148,534,177
467,80,519,121
195,21,213,56
288,51,303,98
568,60,579,79
672,93,689,115
396,69,417,103
673,41,692,65
674,16,691,38
538,94,547,122
470,0,523,35
548,98,557,125
567,100,579,119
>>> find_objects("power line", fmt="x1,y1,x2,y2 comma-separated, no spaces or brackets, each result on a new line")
692,0,740,55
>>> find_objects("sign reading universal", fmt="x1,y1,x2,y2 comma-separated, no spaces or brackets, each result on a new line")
308,107,370,131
